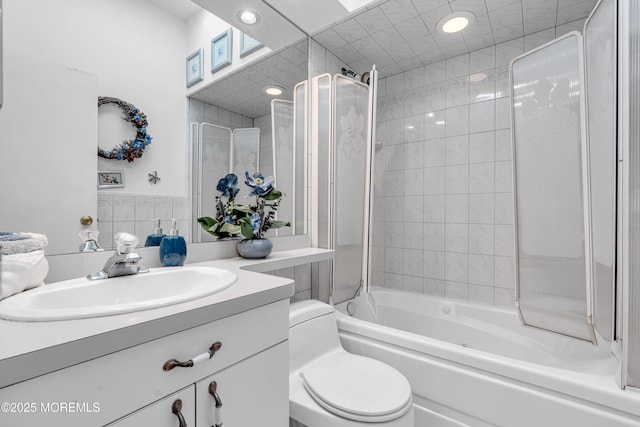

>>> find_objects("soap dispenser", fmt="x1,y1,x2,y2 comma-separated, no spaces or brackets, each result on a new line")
144,218,166,247
159,219,187,267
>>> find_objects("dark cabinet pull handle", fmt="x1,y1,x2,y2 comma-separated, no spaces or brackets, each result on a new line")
209,381,223,427
163,342,222,371
172,399,187,427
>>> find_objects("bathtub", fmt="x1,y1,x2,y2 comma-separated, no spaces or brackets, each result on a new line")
335,289,640,427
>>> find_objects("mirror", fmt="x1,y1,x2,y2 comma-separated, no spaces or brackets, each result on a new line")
187,38,309,243
0,0,308,256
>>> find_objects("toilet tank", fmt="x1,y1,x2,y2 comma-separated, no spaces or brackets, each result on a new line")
289,300,344,373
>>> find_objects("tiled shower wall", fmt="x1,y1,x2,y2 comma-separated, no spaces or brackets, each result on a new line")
370,20,586,307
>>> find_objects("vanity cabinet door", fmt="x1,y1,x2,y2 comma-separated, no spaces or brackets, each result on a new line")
106,386,195,427
195,341,289,426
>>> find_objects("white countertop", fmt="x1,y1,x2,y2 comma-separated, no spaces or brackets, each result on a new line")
0,248,334,388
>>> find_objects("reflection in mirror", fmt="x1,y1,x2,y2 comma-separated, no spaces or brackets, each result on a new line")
0,0,309,256
188,39,308,243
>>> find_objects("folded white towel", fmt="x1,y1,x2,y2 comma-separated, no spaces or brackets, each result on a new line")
0,232,48,255
0,250,49,301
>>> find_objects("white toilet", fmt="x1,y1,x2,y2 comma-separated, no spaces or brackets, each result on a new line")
289,300,415,427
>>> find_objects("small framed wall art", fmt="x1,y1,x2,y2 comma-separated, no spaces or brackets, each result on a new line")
240,32,263,58
211,28,233,74
97,171,124,189
186,48,204,88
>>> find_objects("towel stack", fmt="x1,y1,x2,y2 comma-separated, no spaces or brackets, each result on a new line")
0,232,49,301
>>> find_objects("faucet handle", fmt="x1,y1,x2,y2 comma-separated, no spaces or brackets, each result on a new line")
114,232,139,254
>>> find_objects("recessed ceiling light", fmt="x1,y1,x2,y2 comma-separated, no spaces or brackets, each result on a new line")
238,10,260,25
437,11,475,34
265,85,284,96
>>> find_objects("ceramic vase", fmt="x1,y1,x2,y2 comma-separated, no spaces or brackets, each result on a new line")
236,238,273,259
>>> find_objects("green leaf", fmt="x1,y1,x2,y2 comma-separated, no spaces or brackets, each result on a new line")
239,217,255,239
269,220,291,229
231,205,252,213
197,216,217,228
263,189,283,200
220,223,241,234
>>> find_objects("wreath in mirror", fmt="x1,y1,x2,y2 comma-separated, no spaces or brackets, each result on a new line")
97,96,153,163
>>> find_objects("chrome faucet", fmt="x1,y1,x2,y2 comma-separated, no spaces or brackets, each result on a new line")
87,233,149,280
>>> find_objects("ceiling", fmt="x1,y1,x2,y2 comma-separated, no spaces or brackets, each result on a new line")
306,0,597,77
146,0,597,114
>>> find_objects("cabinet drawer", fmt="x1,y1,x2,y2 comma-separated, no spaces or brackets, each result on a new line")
196,342,289,426
0,299,288,427
106,386,195,427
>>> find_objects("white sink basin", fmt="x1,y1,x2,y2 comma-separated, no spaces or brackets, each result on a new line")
0,266,237,321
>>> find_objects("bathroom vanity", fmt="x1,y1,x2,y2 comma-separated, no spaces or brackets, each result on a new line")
0,248,333,426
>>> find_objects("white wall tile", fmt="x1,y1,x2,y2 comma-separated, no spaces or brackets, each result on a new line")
385,222,404,247
445,53,470,79
405,114,425,142
494,288,516,307
469,70,496,103
494,255,515,288
469,284,494,305
385,273,404,290
445,165,469,194
404,168,424,195
423,277,445,296
495,129,512,161
470,131,495,163
134,197,155,222
469,254,495,286
470,46,495,73
494,192,514,224
445,135,469,165
423,166,446,194
405,89,426,116
386,196,404,221
424,223,445,251
446,77,470,107
470,100,496,133
385,170,405,195
385,118,405,145
424,138,446,167
404,222,424,249
494,224,514,257
113,196,134,221
445,223,469,253
494,161,513,192
424,60,446,84
445,105,470,136
469,224,494,255
445,194,469,223
495,97,511,130
469,162,495,193
404,248,424,276
469,193,494,224
445,251,469,283
403,275,424,293
424,250,445,279
445,280,469,300
424,83,446,112
424,109,446,139
424,195,446,222
386,144,404,170
404,195,424,221
385,247,404,274
404,141,425,169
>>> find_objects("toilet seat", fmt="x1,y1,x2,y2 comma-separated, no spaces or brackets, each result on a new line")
300,352,412,423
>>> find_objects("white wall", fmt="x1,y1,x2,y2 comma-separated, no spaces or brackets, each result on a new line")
185,9,272,95
4,0,188,196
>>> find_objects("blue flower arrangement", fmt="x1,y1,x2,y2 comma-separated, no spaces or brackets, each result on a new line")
197,172,290,240
97,97,153,163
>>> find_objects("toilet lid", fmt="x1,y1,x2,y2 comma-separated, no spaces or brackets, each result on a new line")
300,352,412,423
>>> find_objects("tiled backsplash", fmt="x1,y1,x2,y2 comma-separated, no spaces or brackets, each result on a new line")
97,193,191,249
370,21,586,307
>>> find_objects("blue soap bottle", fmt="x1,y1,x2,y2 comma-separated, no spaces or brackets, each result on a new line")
144,218,166,247
159,219,187,267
